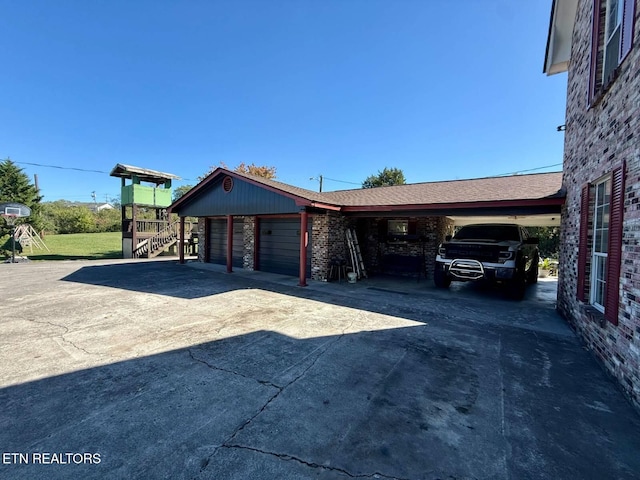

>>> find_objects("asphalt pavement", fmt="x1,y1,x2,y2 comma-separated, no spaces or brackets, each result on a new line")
1,258,639,479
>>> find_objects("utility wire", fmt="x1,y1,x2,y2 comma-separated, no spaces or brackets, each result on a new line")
322,176,361,186
12,159,562,185
495,163,563,177
14,160,197,182
15,161,110,174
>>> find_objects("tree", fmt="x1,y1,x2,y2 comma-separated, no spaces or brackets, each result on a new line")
362,167,406,188
56,206,96,234
199,162,277,181
95,208,121,232
0,159,43,236
0,159,40,205
528,226,560,259
234,162,277,179
173,185,193,202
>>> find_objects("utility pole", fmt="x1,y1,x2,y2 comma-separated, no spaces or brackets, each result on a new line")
310,175,323,192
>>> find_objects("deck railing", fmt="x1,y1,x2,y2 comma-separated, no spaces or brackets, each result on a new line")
131,220,195,258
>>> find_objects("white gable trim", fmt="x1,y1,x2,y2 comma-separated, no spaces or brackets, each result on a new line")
544,0,579,75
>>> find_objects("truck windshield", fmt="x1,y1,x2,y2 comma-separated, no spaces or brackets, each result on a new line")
454,225,520,242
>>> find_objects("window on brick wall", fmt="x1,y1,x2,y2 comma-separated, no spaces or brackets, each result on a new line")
588,0,636,105
577,164,625,324
590,176,611,311
381,218,418,243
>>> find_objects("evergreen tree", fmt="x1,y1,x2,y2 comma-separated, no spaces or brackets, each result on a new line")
0,159,42,232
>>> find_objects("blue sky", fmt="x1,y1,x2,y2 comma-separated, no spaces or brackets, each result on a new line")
0,0,567,202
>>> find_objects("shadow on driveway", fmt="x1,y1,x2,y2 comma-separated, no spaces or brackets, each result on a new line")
0,260,638,479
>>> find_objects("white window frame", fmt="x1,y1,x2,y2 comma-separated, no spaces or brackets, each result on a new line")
605,0,623,41
590,175,611,312
602,0,624,83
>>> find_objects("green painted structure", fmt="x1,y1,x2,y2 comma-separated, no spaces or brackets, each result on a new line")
121,183,173,208
110,164,181,258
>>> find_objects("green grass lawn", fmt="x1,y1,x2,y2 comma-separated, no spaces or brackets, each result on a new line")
24,232,122,261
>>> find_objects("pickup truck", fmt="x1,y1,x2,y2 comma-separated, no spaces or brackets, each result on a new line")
434,223,539,299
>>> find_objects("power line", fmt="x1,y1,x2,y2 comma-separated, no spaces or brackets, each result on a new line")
44,193,119,199
15,161,110,174
495,163,563,177
322,176,361,186
14,160,197,182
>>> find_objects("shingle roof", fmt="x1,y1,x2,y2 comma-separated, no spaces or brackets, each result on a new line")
172,168,564,213
227,169,325,202
318,172,565,207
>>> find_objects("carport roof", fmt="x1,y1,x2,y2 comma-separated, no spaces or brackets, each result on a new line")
320,172,565,208
170,168,565,214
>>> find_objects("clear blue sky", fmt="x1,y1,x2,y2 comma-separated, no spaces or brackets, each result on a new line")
0,0,567,202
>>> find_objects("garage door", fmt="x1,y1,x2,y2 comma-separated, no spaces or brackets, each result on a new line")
259,218,311,277
208,218,244,268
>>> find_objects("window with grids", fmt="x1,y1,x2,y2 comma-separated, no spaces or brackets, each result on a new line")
577,165,625,324
590,177,611,311
588,0,636,105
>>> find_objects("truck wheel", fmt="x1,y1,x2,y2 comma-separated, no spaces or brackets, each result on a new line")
434,268,451,288
528,259,539,284
507,272,526,300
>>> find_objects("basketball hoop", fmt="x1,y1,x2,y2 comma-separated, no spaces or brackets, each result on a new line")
1,213,18,226
0,202,31,263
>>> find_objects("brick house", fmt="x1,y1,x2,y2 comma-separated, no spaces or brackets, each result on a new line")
170,168,563,287
545,0,639,407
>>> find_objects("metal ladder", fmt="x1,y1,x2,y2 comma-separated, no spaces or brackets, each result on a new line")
346,228,367,279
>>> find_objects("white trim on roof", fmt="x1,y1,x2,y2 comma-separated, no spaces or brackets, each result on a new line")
544,0,579,75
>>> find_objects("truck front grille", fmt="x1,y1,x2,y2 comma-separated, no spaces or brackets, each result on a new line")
444,244,501,263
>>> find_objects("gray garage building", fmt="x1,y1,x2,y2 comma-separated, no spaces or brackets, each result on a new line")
170,168,565,286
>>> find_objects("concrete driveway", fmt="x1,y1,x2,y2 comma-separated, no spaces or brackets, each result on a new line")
1,259,639,480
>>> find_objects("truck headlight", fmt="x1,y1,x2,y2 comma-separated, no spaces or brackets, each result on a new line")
499,250,514,261
438,246,446,257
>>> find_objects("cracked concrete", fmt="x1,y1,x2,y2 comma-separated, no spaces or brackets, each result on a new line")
1,258,640,480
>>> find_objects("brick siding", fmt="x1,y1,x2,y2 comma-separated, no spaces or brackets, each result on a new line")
559,0,640,409
350,216,452,279
242,216,255,270
310,213,348,281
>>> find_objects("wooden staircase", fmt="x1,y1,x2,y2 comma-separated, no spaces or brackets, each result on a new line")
133,220,181,259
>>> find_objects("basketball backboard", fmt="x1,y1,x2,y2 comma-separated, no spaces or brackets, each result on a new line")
0,202,31,226
0,202,31,218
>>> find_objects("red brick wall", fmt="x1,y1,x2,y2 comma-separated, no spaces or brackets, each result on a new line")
311,213,348,281
559,0,640,408
309,214,450,281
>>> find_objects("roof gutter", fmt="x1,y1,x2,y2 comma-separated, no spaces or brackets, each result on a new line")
340,197,566,213
297,200,342,211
